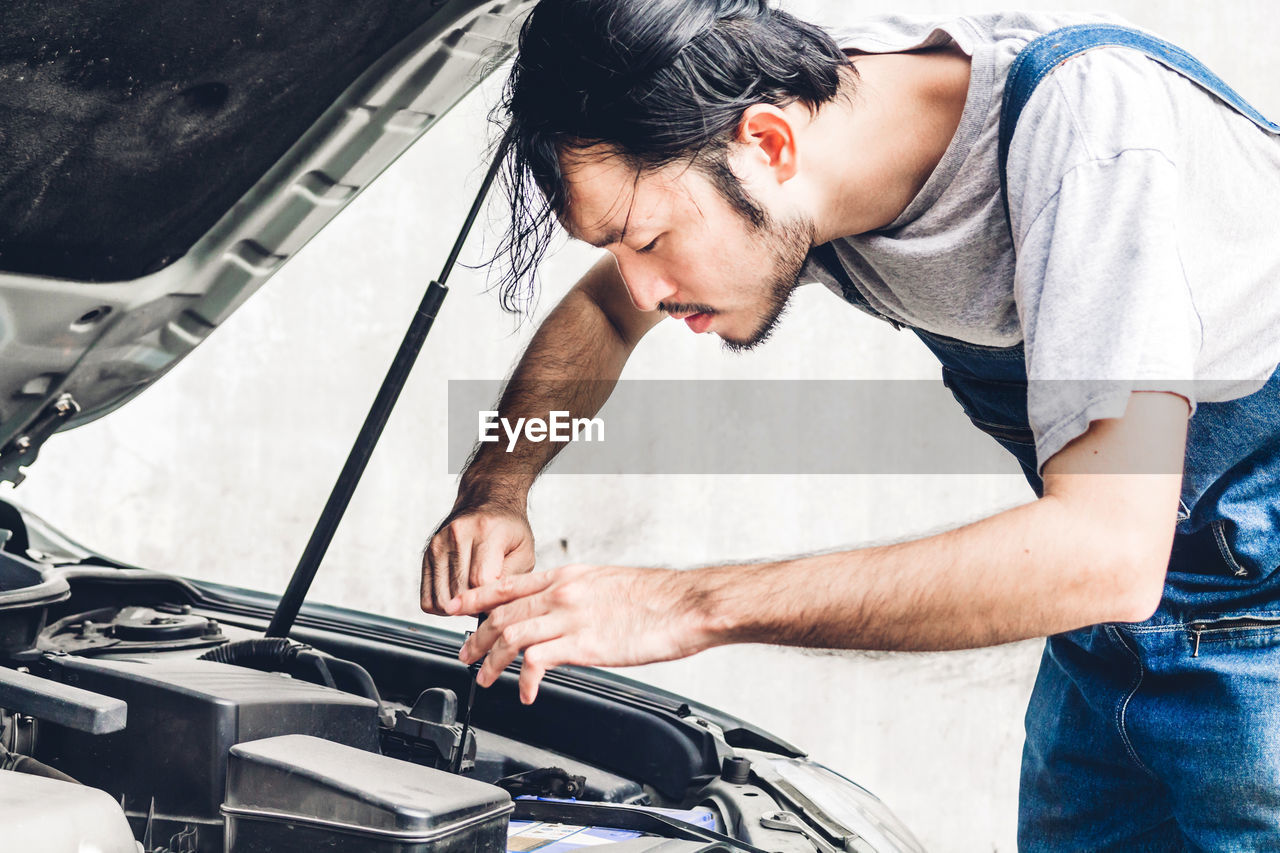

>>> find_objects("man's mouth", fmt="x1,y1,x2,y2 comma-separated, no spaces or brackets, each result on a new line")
682,312,713,333
664,308,716,334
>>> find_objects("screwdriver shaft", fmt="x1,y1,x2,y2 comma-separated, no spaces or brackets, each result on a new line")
453,613,487,773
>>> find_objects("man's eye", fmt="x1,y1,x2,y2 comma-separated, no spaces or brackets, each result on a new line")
637,237,660,254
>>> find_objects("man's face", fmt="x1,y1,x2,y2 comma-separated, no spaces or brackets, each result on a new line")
559,147,813,351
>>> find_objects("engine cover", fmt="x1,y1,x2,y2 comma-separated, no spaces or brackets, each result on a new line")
35,654,379,851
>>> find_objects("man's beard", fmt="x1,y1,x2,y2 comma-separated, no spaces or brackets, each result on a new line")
718,211,815,353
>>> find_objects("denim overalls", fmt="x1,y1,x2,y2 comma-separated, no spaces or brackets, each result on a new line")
818,24,1280,851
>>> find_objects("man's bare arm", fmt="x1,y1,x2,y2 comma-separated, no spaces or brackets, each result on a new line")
451,392,1189,702
456,254,657,508
696,392,1187,651
422,255,661,613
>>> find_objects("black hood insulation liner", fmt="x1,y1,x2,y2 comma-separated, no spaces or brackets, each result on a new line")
1,0,456,281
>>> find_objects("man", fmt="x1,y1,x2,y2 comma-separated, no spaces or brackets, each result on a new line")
422,0,1280,848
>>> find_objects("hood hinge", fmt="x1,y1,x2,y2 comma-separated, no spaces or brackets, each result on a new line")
0,393,82,486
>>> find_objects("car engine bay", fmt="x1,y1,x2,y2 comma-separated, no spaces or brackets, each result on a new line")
0,501,872,853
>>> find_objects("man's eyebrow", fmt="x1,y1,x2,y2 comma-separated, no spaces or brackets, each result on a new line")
580,227,624,249
575,188,636,248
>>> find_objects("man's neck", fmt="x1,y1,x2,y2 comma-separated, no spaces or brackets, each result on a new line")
806,46,972,243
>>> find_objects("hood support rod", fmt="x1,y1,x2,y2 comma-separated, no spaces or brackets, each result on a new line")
267,133,512,639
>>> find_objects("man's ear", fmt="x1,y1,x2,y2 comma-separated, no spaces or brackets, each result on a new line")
736,104,799,184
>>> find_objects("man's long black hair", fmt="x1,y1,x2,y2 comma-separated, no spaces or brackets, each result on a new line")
490,0,854,313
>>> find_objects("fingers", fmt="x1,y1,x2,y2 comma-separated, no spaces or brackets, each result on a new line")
441,563,690,706
447,530,470,609
519,639,574,704
474,613,562,688
448,570,556,616
461,598,531,662
462,592,555,662
446,563,630,705
422,526,465,614
455,631,572,705
460,610,574,704
423,512,536,615
420,552,434,613
422,541,449,615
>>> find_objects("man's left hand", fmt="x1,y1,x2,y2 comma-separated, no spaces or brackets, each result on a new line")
446,564,711,704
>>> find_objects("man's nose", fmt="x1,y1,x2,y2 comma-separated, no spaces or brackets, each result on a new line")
616,257,677,312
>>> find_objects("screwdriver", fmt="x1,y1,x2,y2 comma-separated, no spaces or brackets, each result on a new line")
452,612,486,774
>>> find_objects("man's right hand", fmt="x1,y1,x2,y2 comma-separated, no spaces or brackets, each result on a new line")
420,256,656,616
421,502,536,615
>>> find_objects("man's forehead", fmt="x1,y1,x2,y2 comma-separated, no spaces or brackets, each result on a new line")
558,147,691,247
558,148,640,247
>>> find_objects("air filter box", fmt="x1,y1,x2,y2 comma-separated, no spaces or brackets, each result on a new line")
36,655,379,847
224,734,513,853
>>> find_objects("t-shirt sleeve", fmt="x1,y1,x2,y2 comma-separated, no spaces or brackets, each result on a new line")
1014,149,1202,471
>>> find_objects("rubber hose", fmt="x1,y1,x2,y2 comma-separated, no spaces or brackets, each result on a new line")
0,741,79,784
198,637,333,686
198,637,297,666
322,655,382,705
200,638,380,701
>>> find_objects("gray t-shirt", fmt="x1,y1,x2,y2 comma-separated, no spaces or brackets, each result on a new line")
802,12,1280,468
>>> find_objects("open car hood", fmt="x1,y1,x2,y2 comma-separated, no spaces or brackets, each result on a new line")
0,0,531,484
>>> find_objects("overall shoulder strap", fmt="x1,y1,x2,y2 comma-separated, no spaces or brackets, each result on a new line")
997,23,1280,238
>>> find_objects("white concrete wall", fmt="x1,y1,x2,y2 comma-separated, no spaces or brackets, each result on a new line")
7,2,1278,850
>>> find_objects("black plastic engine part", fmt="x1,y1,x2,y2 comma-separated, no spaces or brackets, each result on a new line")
30,570,801,805
288,626,750,801
223,734,512,853
199,636,330,675
34,654,379,852
721,757,752,785
0,550,70,655
1,708,36,756
0,502,31,556
383,687,475,773
496,766,587,799
0,663,126,734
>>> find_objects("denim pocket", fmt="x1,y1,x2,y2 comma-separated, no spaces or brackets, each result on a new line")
1187,611,1280,656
